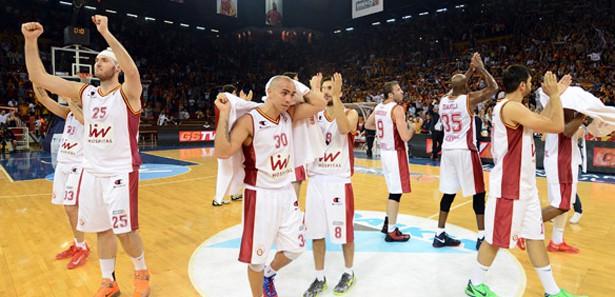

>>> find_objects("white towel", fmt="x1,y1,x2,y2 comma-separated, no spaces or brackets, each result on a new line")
214,93,260,200
538,86,615,137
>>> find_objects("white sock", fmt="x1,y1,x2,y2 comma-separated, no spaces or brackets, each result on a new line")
477,230,485,239
99,258,116,280
74,238,87,249
387,224,396,233
344,267,353,275
552,227,564,244
470,261,490,286
437,228,445,236
535,265,560,295
264,265,277,278
131,252,147,271
315,269,325,281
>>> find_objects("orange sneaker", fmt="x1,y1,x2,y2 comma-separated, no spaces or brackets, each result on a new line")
133,269,151,297
516,238,526,251
67,244,90,269
55,244,78,260
95,278,120,297
547,241,580,254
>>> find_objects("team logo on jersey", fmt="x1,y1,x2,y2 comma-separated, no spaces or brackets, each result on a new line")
318,151,341,164
88,124,113,144
113,179,126,188
61,141,78,150
270,154,291,171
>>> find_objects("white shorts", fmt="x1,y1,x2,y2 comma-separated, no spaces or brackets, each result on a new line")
380,149,411,194
76,169,140,234
484,192,544,249
238,185,305,265
304,176,354,244
51,163,83,206
547,183,577,211
439,149,485,196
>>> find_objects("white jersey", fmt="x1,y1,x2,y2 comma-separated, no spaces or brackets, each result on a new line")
81,85,142,175
489,100,537,200
309,111,355,179
544,132,581,184
439,95,477,151
374,101,405,151
243,109,294,189
57,112,84,165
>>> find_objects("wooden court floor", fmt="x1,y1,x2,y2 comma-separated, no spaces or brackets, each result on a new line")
0,147,613,296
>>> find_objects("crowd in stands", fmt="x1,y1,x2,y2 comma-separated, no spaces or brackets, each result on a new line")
1,0,614,151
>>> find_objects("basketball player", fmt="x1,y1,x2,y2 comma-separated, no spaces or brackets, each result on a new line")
23,15,150,296
303,73,358,296
465,66,586,297
215,75,326,297
434,53,498,250
541,107,586,253
283,72,309,199
33,85,89,269
365,81,414,242
212,84,253,206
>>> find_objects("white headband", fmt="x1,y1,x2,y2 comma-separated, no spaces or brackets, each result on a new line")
97,48,118,64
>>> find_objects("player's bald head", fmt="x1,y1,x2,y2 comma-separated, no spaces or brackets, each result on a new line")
269,75,295,90
451,74,467,88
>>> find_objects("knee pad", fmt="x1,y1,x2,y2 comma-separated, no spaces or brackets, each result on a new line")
388,193,402,202
283,251,301,260
440,194,456,212
473,192,486,215
248,264,264,272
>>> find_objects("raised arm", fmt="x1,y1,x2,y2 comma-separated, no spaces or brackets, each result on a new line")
393,105,414,141
468,53,499,109
563,111,586,137
22,22,84,100
32,84,69,119
91,15,142,112
502,72,564,133
330,73,358,134
214,94,253,159
289,73,326,121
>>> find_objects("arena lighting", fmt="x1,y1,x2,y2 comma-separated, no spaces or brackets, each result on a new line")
386,18,395,23
436,8,448,13
345,27,354,31
419,11,429,16
333,29,342,34
455,4,465,8
126,13,138,18
84,5,96,10
211,28,220,33
59,1,72,6
196,26,206,30
402,15,412,19
164,20,174,24
180,23,190,28
105,9,117,14
145,17,156,21
371,21,381,26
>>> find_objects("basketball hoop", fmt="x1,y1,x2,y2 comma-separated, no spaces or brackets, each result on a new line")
78,72,92,83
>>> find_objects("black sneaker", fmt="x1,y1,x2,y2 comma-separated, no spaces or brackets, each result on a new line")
385,228,411,242
231,194,243,201
380,216,388,234
476,237,485,250
333,272,355,295
303,278,327,297
432,232,461,248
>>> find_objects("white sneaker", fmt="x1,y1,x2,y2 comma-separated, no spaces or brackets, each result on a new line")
569,212,583,224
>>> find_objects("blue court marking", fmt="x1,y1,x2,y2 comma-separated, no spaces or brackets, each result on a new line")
0,151,196,181
206,214,475,254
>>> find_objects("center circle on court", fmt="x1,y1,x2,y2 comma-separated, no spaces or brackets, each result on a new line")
189,210,526,297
